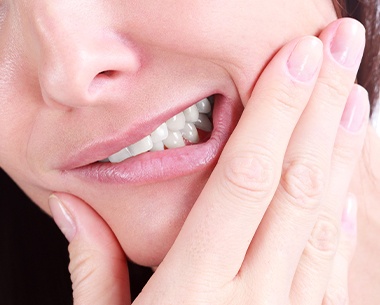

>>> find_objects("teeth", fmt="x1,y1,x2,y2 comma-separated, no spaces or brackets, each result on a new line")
196,98,212,113
163,131,185,148
166,112,186,131
181,122,199,143
194,113,213,132
183,105,199,123
104,97,213,163
108,147,133,163
150,141,165,152
150,123,168,143
108,136,154,163
128,136,153,156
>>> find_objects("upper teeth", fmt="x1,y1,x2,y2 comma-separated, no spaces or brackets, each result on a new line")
104,97,213,163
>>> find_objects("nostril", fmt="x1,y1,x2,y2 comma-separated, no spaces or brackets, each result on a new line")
98,70,116,77
88,70,121,97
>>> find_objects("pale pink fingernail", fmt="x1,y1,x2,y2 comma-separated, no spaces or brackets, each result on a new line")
340,85,368,132
48,195,77,242
330,19,365,68
287,36,323,82
341,193,358,235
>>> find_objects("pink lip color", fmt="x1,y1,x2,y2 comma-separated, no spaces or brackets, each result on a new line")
57,92,218,170
66,95,243,184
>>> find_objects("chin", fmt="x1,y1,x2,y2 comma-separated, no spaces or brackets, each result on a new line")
107,172,210,267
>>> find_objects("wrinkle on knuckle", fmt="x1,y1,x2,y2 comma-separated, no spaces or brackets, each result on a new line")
332,143,361,166
281,161,324,209
68,246,98,291
260,82,300,115
316,75,350,108
307,219,339,258
220,152,276,203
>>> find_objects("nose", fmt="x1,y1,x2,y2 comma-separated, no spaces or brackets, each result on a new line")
35,9,141,108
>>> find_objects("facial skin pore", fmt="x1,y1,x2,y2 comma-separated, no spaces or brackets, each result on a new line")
0,0,337,266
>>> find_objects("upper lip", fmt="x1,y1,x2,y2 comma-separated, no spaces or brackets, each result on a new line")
58,91,219,170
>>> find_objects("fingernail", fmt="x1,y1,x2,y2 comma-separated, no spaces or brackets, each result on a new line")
341,193,357,235
330,19,365,67
340,85,368,132
287,36,323,82
48,195,76,242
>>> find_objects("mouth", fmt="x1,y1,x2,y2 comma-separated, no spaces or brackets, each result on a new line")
101,96,214,163
66,93,243,184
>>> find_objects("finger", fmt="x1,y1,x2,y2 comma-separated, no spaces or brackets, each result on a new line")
159,35,324,286
322,194,357,305
291,194,358,305
239,18,366,300
317,85,369,229
292,85,369,304
290,85,368,305
48,193,130,305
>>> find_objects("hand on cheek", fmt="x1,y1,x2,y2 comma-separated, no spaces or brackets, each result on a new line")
48,18,368,305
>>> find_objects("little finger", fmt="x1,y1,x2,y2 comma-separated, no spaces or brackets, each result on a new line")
322,194,358,305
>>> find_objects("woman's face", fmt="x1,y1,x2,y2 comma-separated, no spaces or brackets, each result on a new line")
0,0,336,266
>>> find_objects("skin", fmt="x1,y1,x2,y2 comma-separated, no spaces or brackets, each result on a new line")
349,127,380,304
0,0,378,303
49,21,369,304
0,0,337,266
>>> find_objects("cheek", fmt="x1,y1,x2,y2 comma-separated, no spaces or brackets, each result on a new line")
0,81,43,183
0,9,39,165
130,1,336,104
0,72,50,210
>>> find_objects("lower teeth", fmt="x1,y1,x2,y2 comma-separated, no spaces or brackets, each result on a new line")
103,97,214,163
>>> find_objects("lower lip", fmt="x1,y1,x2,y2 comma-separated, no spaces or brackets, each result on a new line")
69,95,242,184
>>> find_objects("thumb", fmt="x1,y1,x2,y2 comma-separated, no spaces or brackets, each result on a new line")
48,193,131,305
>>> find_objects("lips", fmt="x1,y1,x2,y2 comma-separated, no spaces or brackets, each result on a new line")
62,93,243,184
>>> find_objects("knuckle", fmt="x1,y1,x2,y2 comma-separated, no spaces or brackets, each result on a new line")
332,142,361,166
68,245,97,290
323,287,349,305
260,82,300,114
316,75,350,107
307,218,340,258
281,160,325,209
220,150,276,202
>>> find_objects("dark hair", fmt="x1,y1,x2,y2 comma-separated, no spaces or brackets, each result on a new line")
1,1,379,304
